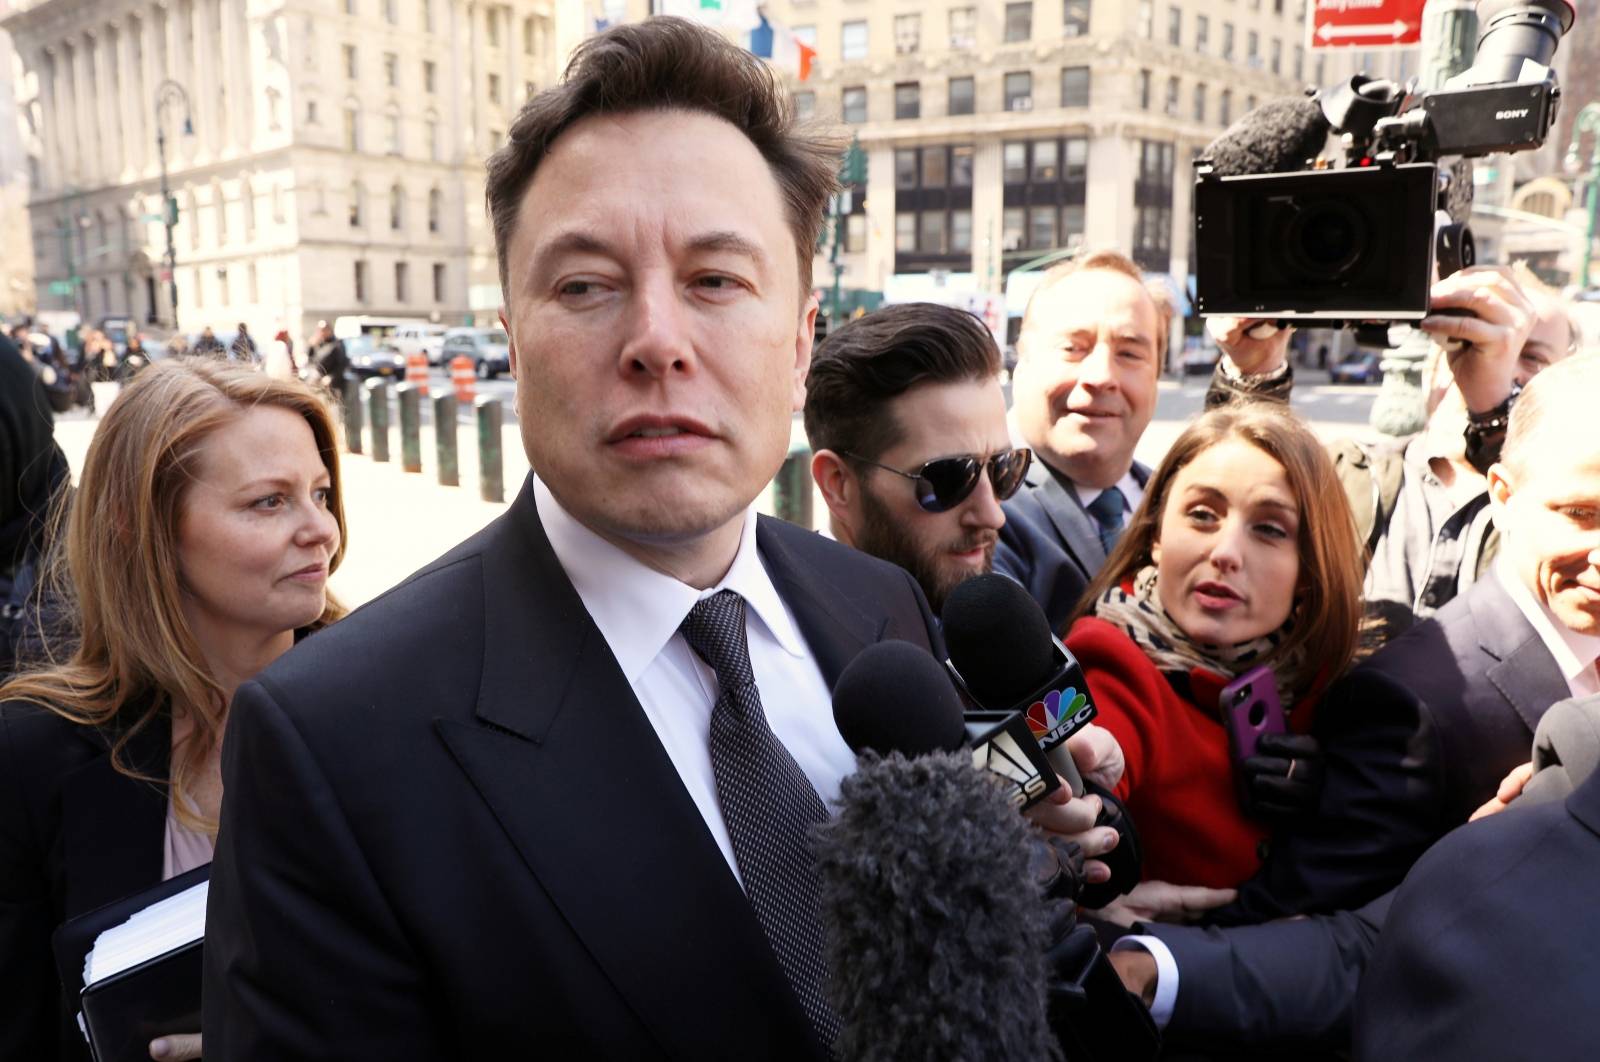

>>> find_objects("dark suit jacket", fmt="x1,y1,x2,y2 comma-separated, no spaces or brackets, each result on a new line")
995,460,1151,632
0,704,170,1062
1354,765,1600,1059
202,481,942,1060
1218,572,1570,924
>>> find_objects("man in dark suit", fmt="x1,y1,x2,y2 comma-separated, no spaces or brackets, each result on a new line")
202,21,1106,1060
994,251,1163,630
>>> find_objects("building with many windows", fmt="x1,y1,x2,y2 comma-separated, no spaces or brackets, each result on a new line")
2,0,573,337
771,0,1311,336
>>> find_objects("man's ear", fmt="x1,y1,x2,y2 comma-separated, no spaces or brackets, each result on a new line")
812,449,860,544
499,307,517,381
792,293,820,412
1487,461,1515,513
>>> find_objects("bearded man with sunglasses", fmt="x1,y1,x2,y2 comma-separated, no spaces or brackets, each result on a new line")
806,303,1033,613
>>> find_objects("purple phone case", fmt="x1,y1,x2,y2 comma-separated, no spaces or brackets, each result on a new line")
1220,665,1286,763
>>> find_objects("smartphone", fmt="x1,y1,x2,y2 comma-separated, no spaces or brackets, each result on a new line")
1219,665,1286,764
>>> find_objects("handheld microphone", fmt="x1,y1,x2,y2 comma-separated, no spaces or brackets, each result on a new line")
942,575,1099,797
834,639,1060,809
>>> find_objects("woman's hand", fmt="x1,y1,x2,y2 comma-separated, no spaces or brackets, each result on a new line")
1241,732,1325,824
149,1033,202,1060
1066,723,1125,792
1024,787,1119,885
1091,880,1238,927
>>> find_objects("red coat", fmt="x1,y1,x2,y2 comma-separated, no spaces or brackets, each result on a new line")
1065,616,1316,890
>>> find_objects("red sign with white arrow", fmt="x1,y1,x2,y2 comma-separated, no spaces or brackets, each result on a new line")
1308,0,1425,50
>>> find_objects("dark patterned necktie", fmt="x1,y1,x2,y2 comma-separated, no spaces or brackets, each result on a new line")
1086,485,1128,556
678,590,840,1048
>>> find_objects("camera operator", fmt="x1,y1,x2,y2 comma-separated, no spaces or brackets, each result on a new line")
1206,262,1577,642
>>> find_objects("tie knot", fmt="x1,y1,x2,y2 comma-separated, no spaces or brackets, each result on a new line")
680,590,755,689
1087,486,1126,528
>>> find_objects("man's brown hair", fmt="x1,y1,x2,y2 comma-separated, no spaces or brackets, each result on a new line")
485,16,843,295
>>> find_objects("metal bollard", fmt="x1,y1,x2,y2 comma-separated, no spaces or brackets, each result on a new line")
772,441,813,529
397,383,422,473
365,378,391,463
476,395,504,503
342,377,364,454
433,394,459,486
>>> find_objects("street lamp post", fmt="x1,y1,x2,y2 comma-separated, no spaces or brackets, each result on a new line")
1564,102,1600,289
154,79,193,330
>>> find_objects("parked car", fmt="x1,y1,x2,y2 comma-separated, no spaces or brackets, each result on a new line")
392,321,449,366
346,334,408,380
1330,351,1382,384
1180,339,1220,378
440,326,512,379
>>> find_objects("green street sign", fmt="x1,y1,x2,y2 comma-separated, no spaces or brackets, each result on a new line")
142,212,164,223
48,280,74,296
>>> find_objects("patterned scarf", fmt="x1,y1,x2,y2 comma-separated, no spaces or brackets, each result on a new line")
1090,565,1311,711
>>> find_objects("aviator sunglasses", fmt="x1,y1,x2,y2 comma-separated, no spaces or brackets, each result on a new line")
843,448,1033,513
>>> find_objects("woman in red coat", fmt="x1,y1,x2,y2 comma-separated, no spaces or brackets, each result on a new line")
1065,403,1365,890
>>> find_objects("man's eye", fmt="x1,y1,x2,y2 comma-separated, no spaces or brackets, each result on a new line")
559,280,600,297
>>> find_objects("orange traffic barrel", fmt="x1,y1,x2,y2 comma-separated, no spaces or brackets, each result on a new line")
404,352,430,396
450,356,476,404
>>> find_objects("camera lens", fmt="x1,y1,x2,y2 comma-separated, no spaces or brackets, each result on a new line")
1284,199,1367,282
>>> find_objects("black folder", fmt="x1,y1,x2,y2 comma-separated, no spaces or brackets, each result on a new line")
50,865,209,1062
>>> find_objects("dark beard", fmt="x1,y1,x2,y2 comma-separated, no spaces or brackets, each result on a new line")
855,487,994,615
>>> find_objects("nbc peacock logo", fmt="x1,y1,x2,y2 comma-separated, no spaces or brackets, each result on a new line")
1026,687,1092,744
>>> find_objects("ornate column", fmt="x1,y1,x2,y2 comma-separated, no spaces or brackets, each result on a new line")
36,48,62,190
96,26,125,180
190,0,216,158
119,16,146,174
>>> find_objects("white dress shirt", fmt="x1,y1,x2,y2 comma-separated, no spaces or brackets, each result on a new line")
1497,558,1600,701
534,476,854,883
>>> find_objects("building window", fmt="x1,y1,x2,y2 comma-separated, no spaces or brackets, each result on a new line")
1194,83,1207,123
948,76,974,116
384,52,397,87
386,112,400,154
1165,76,1179,116
1004,71,1032,112
894,13,920,55
1003,142,1027,184
344,105,360,151
1295,45,1305,81
1247,94,1257,113
894,82,920,120
1133,139,1174,272
951,210,972,253
1222,22,1234,60
395,262,408,303
422,0,432,32
1061,204,1085,251
1138,69,1151,110
1137,0,1152,37
1004,2,1032,43
846,214,866,254
1064,0,1090,36
488,73,501,103
424,60,436,93
486,8,499,47
432,261,445,302
523,16,536,54
345,0,356,14
1064,137,1087,181
1167,5,1181,46
919,212,947,254
343,44,357,79
895,149,918,190
952,145,974,186
1003,208,1024,252
384,0,397,22
307,99,318,124
1032,140,1058,182
1270,38,1282,75
842,86,866,124
1220,89,1233,126
895,213,915,253
949,6,976,49
390,184,404,229
1061,66,1089,108
427,119,440,161
1196,15,1209,53
923,147,948,187
841,20,867,61
1247,30,1259,67
354,260,368,303
794,91,815,119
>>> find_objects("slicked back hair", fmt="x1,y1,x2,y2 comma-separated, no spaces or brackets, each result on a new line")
484,16,843,296
804,303,1003,462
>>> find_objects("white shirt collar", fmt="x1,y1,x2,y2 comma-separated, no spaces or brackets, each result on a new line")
1496,557,1600,697
533,476,808,684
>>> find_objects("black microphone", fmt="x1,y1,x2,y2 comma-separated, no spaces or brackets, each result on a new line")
1200,94,1330,178
942,574,1100,797
822,640,1160,1062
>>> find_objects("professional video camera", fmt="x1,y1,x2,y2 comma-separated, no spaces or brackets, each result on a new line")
1194,0,1575,325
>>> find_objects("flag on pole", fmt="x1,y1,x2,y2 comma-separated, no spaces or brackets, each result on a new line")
748,11,817,82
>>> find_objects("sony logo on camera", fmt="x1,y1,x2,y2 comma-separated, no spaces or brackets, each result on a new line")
1495,108,1531,120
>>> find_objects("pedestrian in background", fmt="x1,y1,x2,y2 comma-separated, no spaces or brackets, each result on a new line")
0,358,348,1062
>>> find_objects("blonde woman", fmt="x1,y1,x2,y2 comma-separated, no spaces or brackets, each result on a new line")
0,359,347,1062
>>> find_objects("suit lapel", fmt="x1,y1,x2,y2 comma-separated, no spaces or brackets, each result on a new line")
1565,761,1600,838
1473,578,1571,736
435,485,816,1057
61,718,169,916
756,517,880,688
1026,463,1104,578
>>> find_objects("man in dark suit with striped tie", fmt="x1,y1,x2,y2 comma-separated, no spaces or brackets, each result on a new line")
995,250,1165,630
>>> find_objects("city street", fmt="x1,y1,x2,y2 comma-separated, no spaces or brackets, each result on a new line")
52,370,1385,610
